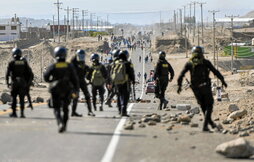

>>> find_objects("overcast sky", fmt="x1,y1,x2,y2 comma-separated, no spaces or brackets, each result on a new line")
1,0,253,24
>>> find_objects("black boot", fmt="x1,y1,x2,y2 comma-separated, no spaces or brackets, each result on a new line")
9,112,17,118
163,99,169,109
71,112,82,117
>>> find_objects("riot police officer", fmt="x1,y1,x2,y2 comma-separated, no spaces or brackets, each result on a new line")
70,49,95,117
87,53,108,111
177,46,227,132
154,51,174,110
105,57,114,107
112,50,135,117
6,48,33,118
44,47,79,133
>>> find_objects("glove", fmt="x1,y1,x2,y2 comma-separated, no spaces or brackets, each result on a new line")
169,78,173,82
222,81,228,88
177,86,182,94
7,83,11,88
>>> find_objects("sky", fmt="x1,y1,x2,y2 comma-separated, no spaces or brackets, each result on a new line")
1,0,254,25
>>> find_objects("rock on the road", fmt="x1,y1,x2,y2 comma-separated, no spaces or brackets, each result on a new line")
228,109,247,120
228,104,240,113
176,104,191,111
1,92,12,104
216,138,254,158
189,107,200,114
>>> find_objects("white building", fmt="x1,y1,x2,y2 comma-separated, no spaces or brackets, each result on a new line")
0,17,21,41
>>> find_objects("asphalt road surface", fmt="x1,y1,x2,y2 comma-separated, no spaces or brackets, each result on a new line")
0,46,253,162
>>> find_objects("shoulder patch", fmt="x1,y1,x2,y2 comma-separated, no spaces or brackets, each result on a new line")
55,62,68,68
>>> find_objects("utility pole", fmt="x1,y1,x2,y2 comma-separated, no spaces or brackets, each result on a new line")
225,14,239,73
159,11,162,33
192,1,197,43
64,15,66,42
52,15,55,42
90,13,96,31
54,0,62,43
174,10,177,34
72,8,79,39
179,9,183,37
64,6,71,41
188,3,192,39
209,10,219,66
107,14,109,26
198,2,206,44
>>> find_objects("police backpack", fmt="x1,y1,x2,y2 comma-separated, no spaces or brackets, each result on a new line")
91,65,105,86
111,60,128,85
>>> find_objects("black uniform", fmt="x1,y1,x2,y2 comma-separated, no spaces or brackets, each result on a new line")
70,57,94,116
6,58,33,118
177,59,227,131
154,59,174,110
114,59,135,116
104,62,115,107
87,62,108,111
44,61,79,132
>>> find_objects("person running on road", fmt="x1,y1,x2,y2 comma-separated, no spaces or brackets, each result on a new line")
87,53,108,111
177,46,227,132
70,49,95,117
6,48,34,118
44,47,79,133
154,51,174,110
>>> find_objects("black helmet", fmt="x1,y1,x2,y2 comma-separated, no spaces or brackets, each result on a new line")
192,46,204,54
91,53,99,62
54,46,67,61
119,50,129,60
76,49,86,61
12,48,22,59
159,51,166,60
112,49,120,59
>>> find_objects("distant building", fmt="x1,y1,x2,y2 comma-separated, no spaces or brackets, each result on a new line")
0,16,21,41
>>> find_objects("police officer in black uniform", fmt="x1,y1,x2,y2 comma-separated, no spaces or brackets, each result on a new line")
113,50,135,117
6,48,33,118
105,57,114,107
177,46,227,132
70,49,95,117
87,53,108,111
154,51,174,110
44,47,79,133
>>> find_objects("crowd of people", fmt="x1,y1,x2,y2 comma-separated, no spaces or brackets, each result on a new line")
5,42,227,133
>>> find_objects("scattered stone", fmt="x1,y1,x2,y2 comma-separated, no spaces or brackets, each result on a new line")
0,93,12,104
190,146,196,149
175,137,178,141
190,123,199,128
148,121,157,126
171,117,178,121
165,108,171,111
176,104,191,111
151,114,161,122
171,105,176,108
228,109,247,120
222,119,233,125
35,97,44,103
185,110,190,114
199,118,203,121
139,124,146,128
166,125,174,131
161,119,171,124
124,124,134,130
181,122,190,125
239,132,249,137
248,121,254,125
230,129,239,135
189,107,200,114
178,115,191,123
215,138,254,158
214,118,220,121
188,113,195,118
217,124,224,130
138,120,142,124
222,130,228,134
228,104,240,113
153,135,158,138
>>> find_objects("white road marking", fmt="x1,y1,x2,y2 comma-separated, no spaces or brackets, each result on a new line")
101,103,134,162
101,47,147,162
